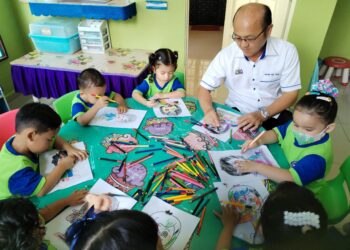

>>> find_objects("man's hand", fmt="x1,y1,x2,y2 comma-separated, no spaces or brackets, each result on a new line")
204,109,220,127
237,111,265,131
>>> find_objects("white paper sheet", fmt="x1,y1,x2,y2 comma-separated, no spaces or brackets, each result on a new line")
89,107,146,128
209,145,279,183
45,178,137,250
142,196,200,250
153,98,191,118
39,142,93,193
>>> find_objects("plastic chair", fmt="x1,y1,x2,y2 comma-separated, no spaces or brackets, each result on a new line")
175,71,185,85
53,90,79,124
316,156,350,224
0,109,19,148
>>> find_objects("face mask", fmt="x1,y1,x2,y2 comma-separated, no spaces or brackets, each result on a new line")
292,128,326,145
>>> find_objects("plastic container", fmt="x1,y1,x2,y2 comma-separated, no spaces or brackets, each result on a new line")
29,34,81,54
29,18,81,54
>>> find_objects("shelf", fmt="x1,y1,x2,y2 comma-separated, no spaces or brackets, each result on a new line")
29,0,137,20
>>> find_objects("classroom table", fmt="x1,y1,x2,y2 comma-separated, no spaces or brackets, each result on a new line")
32,97,289,250
10,48,150,99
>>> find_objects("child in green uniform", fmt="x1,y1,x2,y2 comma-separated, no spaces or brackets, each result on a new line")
237,92,337,196
132,48,185,107
0,103,88,199
72,68,128,126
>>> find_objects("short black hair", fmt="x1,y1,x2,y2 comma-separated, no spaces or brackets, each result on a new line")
260,182,328,250
0,198,41,250
16,103,61,133
78,68,106,89
65,209,159,250
233,4,272,30
295,93,338,125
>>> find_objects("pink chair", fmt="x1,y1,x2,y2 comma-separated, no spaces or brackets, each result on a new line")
0,109,19,148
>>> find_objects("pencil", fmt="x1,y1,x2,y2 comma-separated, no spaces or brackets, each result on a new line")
191,187,218,203
229,128,233,143
111,142,126,154
248,130,266,148
192,197,204,215
135,148,162,154
195,198,210,217
118,156,127,172
196,206,207,235
91,93,117,103
152,156,178,166
160,170,168,191
98,157,122,163
133,128,149,141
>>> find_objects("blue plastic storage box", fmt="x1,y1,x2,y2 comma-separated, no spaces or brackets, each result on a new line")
29,18,81,54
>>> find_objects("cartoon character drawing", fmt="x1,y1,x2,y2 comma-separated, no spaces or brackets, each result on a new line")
204,122,230,134
159,102,182,116
106,163,147,192
247,149,274,166
183,131,212,150
103,112,117,121
151,211,181,250
143,118,173,136
184,100,197,114
232,128,253,141
102,133,138,154
220,155,249,176
228,185,263,223
217,108,239,127
65,203,89,224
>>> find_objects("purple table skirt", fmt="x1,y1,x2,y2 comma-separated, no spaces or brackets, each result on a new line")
11,65,148,99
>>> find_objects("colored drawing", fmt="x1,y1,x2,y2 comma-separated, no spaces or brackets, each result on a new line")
210,146,279,183
204,122,230,134
39,142,93,193
102,133,138,154
106,163,147,192
89,107,147,129
220,155,249,176
66,202,89,224
51,150,68,166
184,100,197,114
228,184,263,223
153,98,191,118
142,197,200,250
143,117,174,136
216,108,240,127
183,131,213,150
152,211,181,249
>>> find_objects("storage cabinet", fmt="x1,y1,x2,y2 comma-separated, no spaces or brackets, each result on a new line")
78,19,111,54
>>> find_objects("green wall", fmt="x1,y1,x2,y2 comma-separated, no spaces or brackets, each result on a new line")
320,0,350,59
0,1,32,97
288,0,337,95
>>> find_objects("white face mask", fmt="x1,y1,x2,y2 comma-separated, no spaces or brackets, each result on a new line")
292,128,327,145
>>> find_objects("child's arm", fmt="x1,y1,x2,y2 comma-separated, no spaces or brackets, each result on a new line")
39,189,88,222
214,205,240,250
236,160,294,183
132,91,157,107
149,90,186,100
37,155,76,196
113,93,128,113
76,96,109,126
241,129,278,152
55,136,88,161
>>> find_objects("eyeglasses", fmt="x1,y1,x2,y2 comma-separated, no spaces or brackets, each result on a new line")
232,27,267,43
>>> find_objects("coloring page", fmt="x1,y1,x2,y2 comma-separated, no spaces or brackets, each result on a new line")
142,196,199,250
153,98,191,118
209,145,279,183
192,108,241,142
214,181,268,244
89,107,146,129
39,142,93,193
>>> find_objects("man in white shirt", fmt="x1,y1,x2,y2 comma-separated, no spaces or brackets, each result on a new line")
198,3,301,131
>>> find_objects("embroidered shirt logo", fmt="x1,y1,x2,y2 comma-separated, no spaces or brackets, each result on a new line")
235,69,243,75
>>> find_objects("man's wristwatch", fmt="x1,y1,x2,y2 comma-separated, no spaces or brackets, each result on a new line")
258,107,270,120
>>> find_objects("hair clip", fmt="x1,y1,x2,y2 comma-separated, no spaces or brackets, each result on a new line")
284,211,320,229
316,96,332,102
310,79,339,98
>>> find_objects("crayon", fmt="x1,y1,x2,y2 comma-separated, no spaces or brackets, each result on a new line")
98,157,122,163
191,187,218,203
